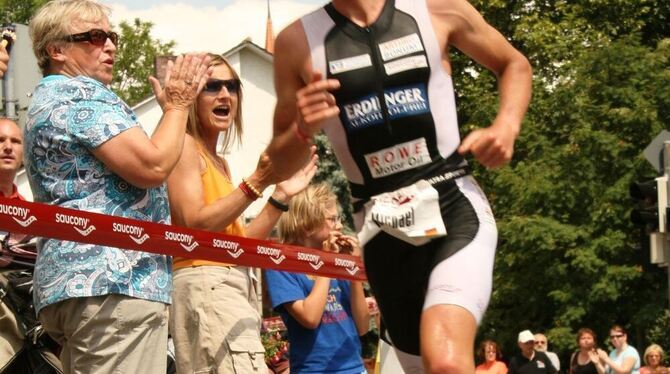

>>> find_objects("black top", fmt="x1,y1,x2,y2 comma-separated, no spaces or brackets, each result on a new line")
571,351,599,374
509,351,559,374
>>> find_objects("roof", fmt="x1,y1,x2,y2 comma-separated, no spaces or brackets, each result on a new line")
222,38,273,62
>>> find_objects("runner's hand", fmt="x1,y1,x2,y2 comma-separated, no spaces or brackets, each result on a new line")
296,70,340,137
458,121,517,168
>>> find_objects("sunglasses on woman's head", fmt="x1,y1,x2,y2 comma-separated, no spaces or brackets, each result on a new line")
203,79,241,94
64,29,119,46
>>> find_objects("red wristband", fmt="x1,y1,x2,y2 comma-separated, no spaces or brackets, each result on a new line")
239,179,262,200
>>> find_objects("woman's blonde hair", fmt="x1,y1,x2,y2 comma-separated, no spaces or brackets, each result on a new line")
186,53,243,158
644,344,665,365
278,183,337,245
30,0,111,75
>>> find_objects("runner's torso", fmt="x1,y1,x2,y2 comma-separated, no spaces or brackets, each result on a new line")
301,0,466,200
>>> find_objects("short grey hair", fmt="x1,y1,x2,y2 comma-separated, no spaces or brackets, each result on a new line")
29,0,111,75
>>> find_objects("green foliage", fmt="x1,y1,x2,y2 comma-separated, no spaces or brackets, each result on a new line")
313,132,355,231
110,19,175,106
469,0,670,359
0,0,47,24
647,310,670,363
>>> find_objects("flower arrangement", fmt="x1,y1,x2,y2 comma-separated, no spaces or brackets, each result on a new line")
261,328,289,365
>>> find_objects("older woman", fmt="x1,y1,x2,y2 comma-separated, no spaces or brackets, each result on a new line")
166,53,315,373
569,328,605,374
598,325,641,374
641,344,668,374
26,1,209,373
476,339,508,374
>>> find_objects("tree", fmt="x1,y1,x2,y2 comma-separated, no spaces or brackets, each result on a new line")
110,18,175,106
0,0,47,24
452,0,670,357
313,133,355,231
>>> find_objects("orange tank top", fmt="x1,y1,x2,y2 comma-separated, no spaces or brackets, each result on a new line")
173,147,245,269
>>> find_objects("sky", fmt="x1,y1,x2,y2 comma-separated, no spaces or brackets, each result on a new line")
100,0,329,53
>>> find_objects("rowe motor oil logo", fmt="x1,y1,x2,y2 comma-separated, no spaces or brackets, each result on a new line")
165,230,198,252
56,213,96,236
257,245,285,265
298,252,324,270
214,238,244,259
113,222,149,244
0,203,36,227
364,138,430,178
334,257,360,276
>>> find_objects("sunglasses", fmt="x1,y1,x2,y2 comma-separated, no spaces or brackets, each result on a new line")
203,79,241,94
64,29,119,47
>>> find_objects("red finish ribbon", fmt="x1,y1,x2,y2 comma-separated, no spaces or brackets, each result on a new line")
0,197,366,281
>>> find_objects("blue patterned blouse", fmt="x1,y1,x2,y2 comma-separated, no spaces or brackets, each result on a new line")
25,75,172,313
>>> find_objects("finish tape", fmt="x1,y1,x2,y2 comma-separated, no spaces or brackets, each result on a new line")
0,197,366,281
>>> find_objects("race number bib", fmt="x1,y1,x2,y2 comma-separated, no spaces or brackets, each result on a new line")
358,180,446,246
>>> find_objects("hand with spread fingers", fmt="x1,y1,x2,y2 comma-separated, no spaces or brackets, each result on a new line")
150,53,213,112
274,147,318,199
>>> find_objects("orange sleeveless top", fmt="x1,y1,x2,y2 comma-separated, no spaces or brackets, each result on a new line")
173,147,245,269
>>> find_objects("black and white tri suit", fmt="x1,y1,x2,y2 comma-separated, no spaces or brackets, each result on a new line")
300,0,498,361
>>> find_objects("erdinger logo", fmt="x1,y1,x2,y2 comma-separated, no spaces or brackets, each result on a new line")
214,239,244,259
113,223,149,244
56,213,96,236
257,245,285,264
364,138,430,178
342,84,430,131
165,231,198,252
297,252,324,270
0,204,36,227
335,257,360,276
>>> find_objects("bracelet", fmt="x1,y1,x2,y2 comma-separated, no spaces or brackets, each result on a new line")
294,122,313,144
268,196,289,212
240,178,262,200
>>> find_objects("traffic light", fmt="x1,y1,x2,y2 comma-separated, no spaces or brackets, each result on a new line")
630,175,667,231
630,175,670,263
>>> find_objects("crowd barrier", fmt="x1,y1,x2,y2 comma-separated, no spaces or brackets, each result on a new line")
0,197,366,281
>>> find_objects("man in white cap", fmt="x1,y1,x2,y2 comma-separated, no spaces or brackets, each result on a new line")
509,330,558,374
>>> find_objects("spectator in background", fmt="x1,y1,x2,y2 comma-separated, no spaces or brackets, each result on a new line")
536,332,561,372
0,118,23,201
0,117,28,269
640,344,668,374
509,330,558,374
476,339,508,374
26,0,210,372
597,325,640,374
264,183,370,374
569,328,605,374
0,117,26,371
166,53,315,374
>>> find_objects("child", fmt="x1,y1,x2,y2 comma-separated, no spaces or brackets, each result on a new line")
264,184,370,374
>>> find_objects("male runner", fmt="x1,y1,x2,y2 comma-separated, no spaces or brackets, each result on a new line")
266,0,532,372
